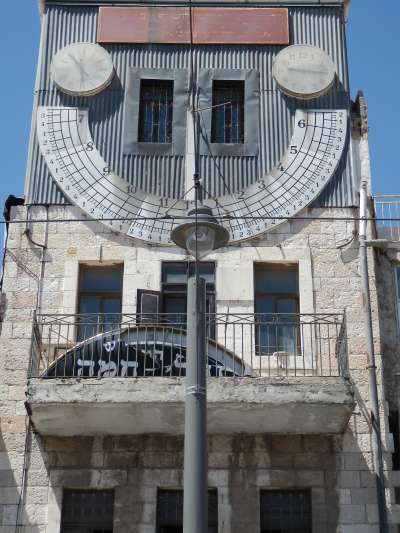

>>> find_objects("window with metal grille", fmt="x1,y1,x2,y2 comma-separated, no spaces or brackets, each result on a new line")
260,490,312,533
211,80,244,144
60,489,114,533
156,489,218,533
78,265,123,341
254,264,300,356
138,79,174,143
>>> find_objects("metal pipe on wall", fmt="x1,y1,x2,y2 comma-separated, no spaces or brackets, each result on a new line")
359,181,388,532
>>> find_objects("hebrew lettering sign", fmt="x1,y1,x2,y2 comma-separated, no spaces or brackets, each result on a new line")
43,327,250,378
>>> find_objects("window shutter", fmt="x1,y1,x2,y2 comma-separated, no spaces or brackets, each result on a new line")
136,289,161,323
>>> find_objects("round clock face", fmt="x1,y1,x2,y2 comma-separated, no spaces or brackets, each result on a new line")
37,106,347,245
50,43,114,96
272,45,336,100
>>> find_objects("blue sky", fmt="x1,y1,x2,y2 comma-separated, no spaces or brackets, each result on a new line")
0,0,398,217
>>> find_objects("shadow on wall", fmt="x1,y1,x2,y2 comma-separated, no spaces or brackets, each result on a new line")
347,380,394,526
0,422,45,531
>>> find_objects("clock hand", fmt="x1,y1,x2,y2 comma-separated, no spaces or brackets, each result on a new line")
67,53,89,88
68,52,83,69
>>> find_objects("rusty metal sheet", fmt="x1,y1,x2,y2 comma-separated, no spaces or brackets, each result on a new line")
98,6,190,44
193,8,289,45
97,6,289,45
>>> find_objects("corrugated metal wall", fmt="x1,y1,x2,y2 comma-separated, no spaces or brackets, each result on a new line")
26,5,358,206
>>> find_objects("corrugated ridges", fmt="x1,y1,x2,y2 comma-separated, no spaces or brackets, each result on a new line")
26,5,358,207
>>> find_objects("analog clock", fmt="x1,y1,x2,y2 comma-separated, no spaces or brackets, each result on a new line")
50,43,114,96
37,106,347,245
272,45,336,100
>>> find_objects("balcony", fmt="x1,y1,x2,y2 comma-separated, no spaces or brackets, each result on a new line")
374,195,400,243
26,313,354,436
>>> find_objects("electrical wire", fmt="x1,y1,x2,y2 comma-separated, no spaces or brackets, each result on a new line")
0,215,399,224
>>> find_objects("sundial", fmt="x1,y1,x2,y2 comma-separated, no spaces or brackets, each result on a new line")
37,43,348,245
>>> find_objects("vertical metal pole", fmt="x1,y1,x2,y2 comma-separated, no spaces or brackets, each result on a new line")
183,276,208,533
359,181,388,532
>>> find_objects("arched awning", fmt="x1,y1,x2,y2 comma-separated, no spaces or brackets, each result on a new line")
43,325,252,378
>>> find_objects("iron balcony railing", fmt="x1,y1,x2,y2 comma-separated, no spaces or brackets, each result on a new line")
373,195,400,241
29,312,348,379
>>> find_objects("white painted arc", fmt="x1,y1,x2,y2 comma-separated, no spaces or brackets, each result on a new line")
37,107,347,245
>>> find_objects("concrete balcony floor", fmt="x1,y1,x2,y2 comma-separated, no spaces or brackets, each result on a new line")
26,376,354,436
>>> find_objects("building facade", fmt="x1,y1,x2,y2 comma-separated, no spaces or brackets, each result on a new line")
1,0,400,531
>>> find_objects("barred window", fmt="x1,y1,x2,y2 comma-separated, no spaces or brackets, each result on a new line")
211,80,244,144
138,79,174,143
61,489,114,533
156,489,218,533
260,490,312,533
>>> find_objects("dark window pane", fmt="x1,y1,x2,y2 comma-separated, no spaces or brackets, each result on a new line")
61,490,114,532
164,295,187,315
255,297,275,315
80,297,103,315
78,266,123,341
80,266,123,293
390,410,400,470
211,80,244,144
255,266,298,294
260,490,312,533
162,262,215,285
157,490,217,533
162,262,189,284
396,267,400,299
188,262,216,283
139,79,174,143
161,262,216,336
276,298,298,314
254,265,299,356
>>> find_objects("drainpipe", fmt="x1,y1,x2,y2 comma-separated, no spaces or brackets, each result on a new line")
359,135,388,530
24,205,49,314
359,182,388,531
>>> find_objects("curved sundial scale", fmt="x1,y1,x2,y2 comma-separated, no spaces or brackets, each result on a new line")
37,106,347,244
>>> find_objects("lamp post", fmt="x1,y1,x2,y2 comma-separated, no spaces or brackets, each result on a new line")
171,203,229,533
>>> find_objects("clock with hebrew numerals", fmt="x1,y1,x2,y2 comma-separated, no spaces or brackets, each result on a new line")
37,46,347,245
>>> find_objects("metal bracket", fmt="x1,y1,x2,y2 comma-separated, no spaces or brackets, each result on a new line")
186,385,206,398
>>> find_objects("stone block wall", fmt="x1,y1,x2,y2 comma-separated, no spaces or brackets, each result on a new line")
0,204,395,532
27,434,343,533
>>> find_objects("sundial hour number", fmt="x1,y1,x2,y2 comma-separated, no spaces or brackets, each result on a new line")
37,106,347,245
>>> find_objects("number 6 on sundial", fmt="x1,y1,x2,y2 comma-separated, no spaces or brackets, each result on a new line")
37,106,347,244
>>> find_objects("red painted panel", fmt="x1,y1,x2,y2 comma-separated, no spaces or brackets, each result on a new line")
98,7,190,44
97,6,289,45
193,8,289,45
